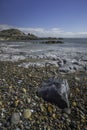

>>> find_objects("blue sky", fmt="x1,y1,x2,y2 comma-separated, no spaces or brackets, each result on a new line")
0,0,87,37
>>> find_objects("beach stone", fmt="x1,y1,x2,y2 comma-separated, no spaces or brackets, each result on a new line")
0,122,2,126
27,98,31,103
40,104,46,112
71,59,79,65
47,106,53,113
72,102,77,107
11,113,20,124
37,78,70,110
63,108,71,114
15,128,21,130
59,66,71,73
22,88,27,94
23,109,32,119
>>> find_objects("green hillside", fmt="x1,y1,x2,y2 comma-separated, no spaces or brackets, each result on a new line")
0,29,38,41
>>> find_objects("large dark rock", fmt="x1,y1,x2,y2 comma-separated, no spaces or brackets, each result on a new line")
37,78,70,110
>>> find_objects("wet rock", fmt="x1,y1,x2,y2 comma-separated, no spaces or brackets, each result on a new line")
57,59,64,67
11,113,20,124
59,64,84,73
59,66,71,73
71,59,79,65
63,59,67,64
37,78,70,110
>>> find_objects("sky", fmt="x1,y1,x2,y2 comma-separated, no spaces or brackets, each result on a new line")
0,0,87,37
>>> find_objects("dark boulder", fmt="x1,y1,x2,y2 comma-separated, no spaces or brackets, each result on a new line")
37,78,70,110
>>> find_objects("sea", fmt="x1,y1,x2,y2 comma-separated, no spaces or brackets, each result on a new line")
0,38,87,64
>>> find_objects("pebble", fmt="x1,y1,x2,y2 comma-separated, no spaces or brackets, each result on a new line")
63,113,68,118
22,88,27,94
72,102,77,107
0,122,2,126
15,100,20,107
63,108,71,114
11,113,20,124
75,77,80,81
27,98,31,103
15,128,21,130
80,115,85,120
52,113,56,119
70,121,77,129
0,101,2,106
23,109,32,119
47,106,53,113
76,88,80,93
40,104,46,112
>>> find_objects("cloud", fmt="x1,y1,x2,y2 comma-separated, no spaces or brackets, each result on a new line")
18,27,46,36
18,27,87,38
0,24,14,31
0,24,87,38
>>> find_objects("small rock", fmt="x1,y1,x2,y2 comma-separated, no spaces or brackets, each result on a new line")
11,113,20,124
0,101,2,106
27,98,31,103
48,106,53,113
52,113,56,119
70,121,77,129
63,108,71,114
0,122,2,126
22,88,27,94
72,102,77,107
15,100,20,107
40,104,46,112
63,113,68,118
75,77,80,81
76,88,80,93
23,109,32,119
15,128,20,130
80,115,85,120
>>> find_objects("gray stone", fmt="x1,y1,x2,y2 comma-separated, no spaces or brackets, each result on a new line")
11,113,20,124
37,78,70,110
15,128,21,130
59,63,84,73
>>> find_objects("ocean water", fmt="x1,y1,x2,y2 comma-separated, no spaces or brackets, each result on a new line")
0,38,87,62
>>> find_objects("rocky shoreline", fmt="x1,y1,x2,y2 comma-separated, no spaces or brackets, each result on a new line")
0,41,87,74
0,60,87,130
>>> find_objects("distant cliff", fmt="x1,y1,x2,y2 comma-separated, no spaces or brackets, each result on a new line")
0,29,38,41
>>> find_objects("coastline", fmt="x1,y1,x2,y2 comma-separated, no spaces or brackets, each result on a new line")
0,39,87,129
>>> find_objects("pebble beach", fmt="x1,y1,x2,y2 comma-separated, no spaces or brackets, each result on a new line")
0,40,87,130
0,60,87,130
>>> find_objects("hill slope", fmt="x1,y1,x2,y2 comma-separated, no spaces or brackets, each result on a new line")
0,29,38,40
